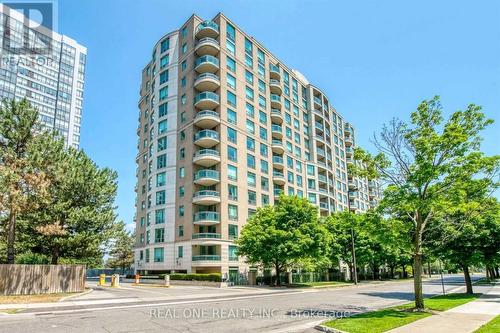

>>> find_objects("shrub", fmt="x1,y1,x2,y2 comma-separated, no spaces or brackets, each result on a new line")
15,251,50,264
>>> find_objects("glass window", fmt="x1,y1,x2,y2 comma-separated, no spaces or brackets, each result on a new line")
154,247,164,262
229,224,238,239
260,143,268,157
245,54,253,68
247,154,256,169
159,87,168,100
248,190,257,204
227,56,236,72
178,246,183,258
226,39,235,55
259,111,267,124
259,127,267,140
228,204,238,220
246,119,255,134
262,194,269,205
155,209,165,224
228,165,238,180
227,108,237,124
157,154,167,169
245,37,253,54
227,73,236,89
247,172,256,187
160,38,169,53
261,177,269,191
227,127,237,143
158,120,167,134
160,55,169,68
245,86,254,100
245,70,253,84
227,23,236,41
228,184,238,200
156,172,166,186
260,160,269,173
246,103,254,117
258,95,266,108
179,167,185,178
258,79,265,93
228,145,237,162
246,137,255,151
155,228,164,242
159,70,169,84
227,91,236,107
159,103,168,117
156,190,166,205
178,225,184,237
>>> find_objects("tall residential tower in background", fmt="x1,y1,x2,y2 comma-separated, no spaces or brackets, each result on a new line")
0,4,86,148
134,13,380,278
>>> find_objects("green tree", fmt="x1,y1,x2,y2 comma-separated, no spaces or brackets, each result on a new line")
353,96,498,309
106,222,135,273
29,147,119,265
236,195,329,286
0,99,61,263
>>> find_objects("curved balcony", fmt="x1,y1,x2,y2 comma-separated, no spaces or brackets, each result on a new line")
318,174,327,184
269,64,281,80
348,180,358,190
194,55,219,73
194,110,220,128
194,169,220,186
193,211,220,225
192,233,221,240
194,73,220,91
194,129,219,148
345,136,353,146
270,94,282,109
195,21,219,39
193,149,220,167
272,155,284,169
194,91,219,110
270,109,283,124
192,255,221,262
271,139,285,154
319,202,329,211
269,79,282,94
273,188,283,198
193,190,221,205
346,157,354,165
345,146,354,157
314,96,322,108
195,37,220,56
344,127,352,137
272,171,286,185
271,124,282,139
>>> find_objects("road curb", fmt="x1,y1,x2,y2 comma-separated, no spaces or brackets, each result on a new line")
314,324,347,333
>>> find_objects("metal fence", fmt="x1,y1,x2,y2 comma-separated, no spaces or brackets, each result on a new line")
0,264,86,295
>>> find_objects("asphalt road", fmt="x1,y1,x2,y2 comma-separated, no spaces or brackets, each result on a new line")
0,274,485,333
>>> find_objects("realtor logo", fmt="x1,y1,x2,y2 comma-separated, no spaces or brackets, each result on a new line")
1,0,57,54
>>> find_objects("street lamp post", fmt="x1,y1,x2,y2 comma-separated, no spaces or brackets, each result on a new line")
351,227,358,285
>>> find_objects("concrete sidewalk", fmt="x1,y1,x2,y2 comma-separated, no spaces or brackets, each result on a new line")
388,284,500,333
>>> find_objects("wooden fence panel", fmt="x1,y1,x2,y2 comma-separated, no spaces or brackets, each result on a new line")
0,264,86,295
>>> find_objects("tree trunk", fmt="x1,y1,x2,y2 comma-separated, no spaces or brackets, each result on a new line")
7,212,16,264
428,261,432,277
390,265,395,279
402,264,407,278
51,247,59,265
495,266,499,278
275,264,281,286
413,216,425,310
462,264,473,294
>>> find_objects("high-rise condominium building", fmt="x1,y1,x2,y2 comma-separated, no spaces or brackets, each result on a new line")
0,4,86,148
134,13,380,278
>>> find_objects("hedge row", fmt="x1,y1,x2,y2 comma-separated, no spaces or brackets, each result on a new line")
158,273,222,282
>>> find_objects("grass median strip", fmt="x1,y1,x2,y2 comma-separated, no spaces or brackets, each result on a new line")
323,293,479,333
0,291,84,304
474,315,500,333
289,281,352,288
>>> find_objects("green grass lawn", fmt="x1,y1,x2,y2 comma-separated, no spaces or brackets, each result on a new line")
323,293,479,333
474,315,500,333
289,281,352,288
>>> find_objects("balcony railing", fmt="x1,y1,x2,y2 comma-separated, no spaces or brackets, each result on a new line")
194,129,219,141
195,55,219,68
193,211,220,222
196,21,219,34
193,190,220,199
192,233,221,239
194,92,219,104
194,169,220,181
192,255,221,261
194,149,220,158
272,156,284,164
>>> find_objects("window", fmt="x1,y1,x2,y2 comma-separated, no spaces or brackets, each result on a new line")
247,172,256,187
227,127,237,143
229,245,238,260
155,228,164,243
146,230,150,244
153,248,164,262
155,209,165,224
260,143,268,157
245,37,253,54
259,111,267,124
156,172,166,186
182,43,187,54
227,23,236,41
159,103,168,117
179,167,185,178
246,137,255,151
246,103,254,117
245,86,254,100
229,224,238,239
259,127,267,140
245,70,253,84
228,184,238,200
260,160,269,173
248,190,256,204
227,56,236,72
228,204,238,220
157,154,166,169
227,91,236,107
145,249,150,262
158,120,167,134
178,225,184,237
159,87,168,100
160,38,169,53
227,146,237,162
157,136,167,151
181,60,187,71
178,246,183,258
179,186,184,197
246,120,255,134
160,55,169,68
180,148,185,159
156,190,165,205
258,79,265,93
228,165,238,181
159,70,168,84
307,164,315,176
261,177,269,191
245,54,253,68
247,154,256,169
262,194,269,205
226,39,235,55
258,95,266,108
227,73,236,89
227,108,237,124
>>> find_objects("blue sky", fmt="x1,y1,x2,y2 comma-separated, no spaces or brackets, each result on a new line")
56,0,500,230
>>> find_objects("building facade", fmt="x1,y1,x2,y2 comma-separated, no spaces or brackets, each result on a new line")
0,4,87,148
134,13,380,278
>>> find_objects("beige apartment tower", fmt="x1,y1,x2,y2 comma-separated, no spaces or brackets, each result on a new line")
134,13,380,279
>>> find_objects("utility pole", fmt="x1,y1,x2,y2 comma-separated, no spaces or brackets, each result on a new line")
351,227,358,285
